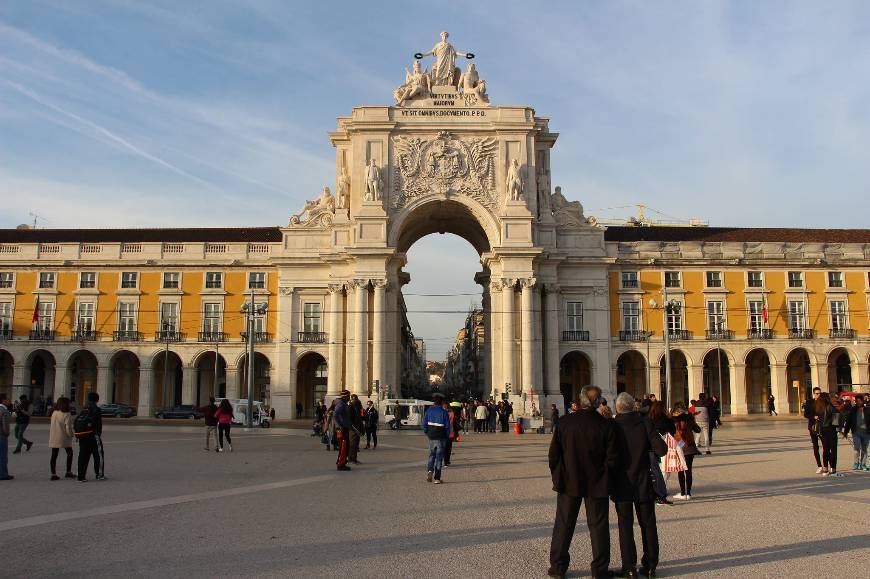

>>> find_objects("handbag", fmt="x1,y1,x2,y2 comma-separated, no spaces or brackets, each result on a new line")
663,433,688,473
320,432,329,445
649,451,668,498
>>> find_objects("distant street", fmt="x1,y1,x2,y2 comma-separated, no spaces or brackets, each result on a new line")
3,420,869,578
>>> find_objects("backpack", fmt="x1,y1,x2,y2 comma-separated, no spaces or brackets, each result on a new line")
74,409,95,437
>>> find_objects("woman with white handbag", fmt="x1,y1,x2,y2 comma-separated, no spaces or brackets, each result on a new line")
672,406,702,500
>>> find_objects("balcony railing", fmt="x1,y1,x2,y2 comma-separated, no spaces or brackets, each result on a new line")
155,330,184,342
240,331,271,343
562,330,590,342
706,329,734,340
621,279,639,289
29,329,55,341
667,330,692,341
113,331,142,342
298,331,328,343
789,328,815,339
0,327,11,340
619,330,649,342
198,331,227,342
748,329,774,340
72,329,98,341
829,328,856,340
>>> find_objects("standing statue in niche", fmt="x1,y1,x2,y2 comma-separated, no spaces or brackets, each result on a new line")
393,60,431,105
415,31,474,87
458,62,488,103
364,159,384,202
336,165,350,212
506,159,524,202
537,166,551,217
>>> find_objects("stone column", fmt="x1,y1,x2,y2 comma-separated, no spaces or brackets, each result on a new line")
688,365,704,401
770,363,791,415
181,365,196,405
351,278,369,395
96,365,112,403
520,278,536,397
488,281,501,399
501,278,516,397
225,366,239,399
544,284,561,395
137,366,153,418
372,279,387,396
814,359,830,393
731,363,748,415
649,361,662,400
327,283,345,396
12,363,26,388
54,366,69,399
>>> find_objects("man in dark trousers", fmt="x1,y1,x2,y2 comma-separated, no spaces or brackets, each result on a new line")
548,386,619,578
333,390,351,471
348,394,364,464
363,399,379,449
75,392,104,481
611,392,668,578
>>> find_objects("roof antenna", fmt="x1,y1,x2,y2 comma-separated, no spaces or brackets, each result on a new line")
29,211,46,229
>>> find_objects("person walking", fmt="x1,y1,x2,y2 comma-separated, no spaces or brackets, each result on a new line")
768,395,778,417
74,392,104,482
548,386,619,579
475,400,487,433
333,390,351,471
611,393,668,578
214,398,234,452
804,387,823,473
672,407,701,499
200,397,219,452
48,396,75,480
647,400,674,506
12,394,34,454
815,392,842,477
842,394,869,471
693,393,712,455
442,400,459,467
550,403,560,434
0,393,12,481
363,400,379,450
489,400,498,433
422,392,451,484
348,394,364,464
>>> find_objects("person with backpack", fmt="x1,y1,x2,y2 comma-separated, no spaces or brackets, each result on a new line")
74,392,104,482
214,399,234,452
199,397,219,452
422,392,451,484
12,394,34,454
49,396,75,480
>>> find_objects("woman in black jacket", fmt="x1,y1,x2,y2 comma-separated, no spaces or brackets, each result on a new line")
815,392,842,477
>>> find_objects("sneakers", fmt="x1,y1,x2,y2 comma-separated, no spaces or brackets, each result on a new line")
337,465,352,471
229,444,233,452
863,464,869,472
50,475,60,481
427,470,434,483
815,467,825,474
705,450,711,455
26,441,33,452
96,475,106,481
829,472,845,478
855,463,861,471
821,470,830,477
217,447,223,453
433,479,443,484
655,497,674,505
674,494,690,500
64,472,75,479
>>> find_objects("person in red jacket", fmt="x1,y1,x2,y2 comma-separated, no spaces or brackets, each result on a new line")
214,399,234,452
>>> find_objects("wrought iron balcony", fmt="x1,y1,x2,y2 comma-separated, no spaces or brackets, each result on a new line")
788,328,815,339
240,331,271,343
72,329,98,341
748,329,774,340
621,279,639,289
29,329,55,341
619,330,649,342
829,328,856,340
298,331,328,343
667,330,692,340
0,327,11,340
155,330,183,342
706,329,734,340
561,330,590,342
113,331,142,342
198,331,227,342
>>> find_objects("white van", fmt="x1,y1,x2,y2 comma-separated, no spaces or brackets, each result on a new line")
215,398,271,428
381,398,434,430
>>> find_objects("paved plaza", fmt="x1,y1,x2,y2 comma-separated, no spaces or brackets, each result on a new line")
2,419,869,578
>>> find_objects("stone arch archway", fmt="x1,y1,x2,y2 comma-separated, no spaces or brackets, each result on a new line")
67,350,99,408
390,197,498,254
827,347,854,393
660,350,689,409
296,352,327,418
152,350,183,410
0,349,13,391
194,351,227,406
238,352,271,404
745,348,772,414
25,349,56,403
560,351,592,404
786,348,812,409
108,350,139,407
703,348,732,414
616,350,646,400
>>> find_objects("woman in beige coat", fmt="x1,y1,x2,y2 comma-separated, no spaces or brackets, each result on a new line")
49,397,75,480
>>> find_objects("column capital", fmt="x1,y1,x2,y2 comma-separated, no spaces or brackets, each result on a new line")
328,283,345,293
371,279,389,290
349,278,369,289
519,277,537,290
279,286,294,296
499,277,518,290
543,283,561,294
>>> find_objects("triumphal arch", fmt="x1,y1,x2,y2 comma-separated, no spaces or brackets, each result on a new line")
279,33,610,412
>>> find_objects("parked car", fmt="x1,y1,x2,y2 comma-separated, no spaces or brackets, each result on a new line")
100,403,136,418
155,405,203,419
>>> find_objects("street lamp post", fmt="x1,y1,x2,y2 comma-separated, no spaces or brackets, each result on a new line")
653,286,681,412
716,319,724,404
161,321,170,409
241,288,267,430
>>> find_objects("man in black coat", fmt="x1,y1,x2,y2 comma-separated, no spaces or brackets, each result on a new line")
611,393,668,578
548,386,620,578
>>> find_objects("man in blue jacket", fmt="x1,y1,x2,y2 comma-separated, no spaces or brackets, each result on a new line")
333,390,352,471
422,392,451,484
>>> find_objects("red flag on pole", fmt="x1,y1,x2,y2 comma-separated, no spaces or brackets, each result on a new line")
32,295,40,325
761,295,769,325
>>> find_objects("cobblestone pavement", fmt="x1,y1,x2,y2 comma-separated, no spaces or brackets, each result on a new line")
2,420,868,578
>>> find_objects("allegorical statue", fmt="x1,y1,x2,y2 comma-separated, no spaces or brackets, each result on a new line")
458,62,488,103
550,186,586,227
537,166,551,215
290,186,335,226
336,165,350,211
394,60,432,105
364,159,384,202
506,159,524,202
415,31,474,87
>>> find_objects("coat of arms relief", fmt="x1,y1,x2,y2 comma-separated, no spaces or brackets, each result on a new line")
391,131,497,210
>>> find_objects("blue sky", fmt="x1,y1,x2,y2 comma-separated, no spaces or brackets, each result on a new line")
2,1,869,358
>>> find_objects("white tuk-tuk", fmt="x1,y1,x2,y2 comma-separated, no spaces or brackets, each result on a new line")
381,398,434,430
215,398,271,428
